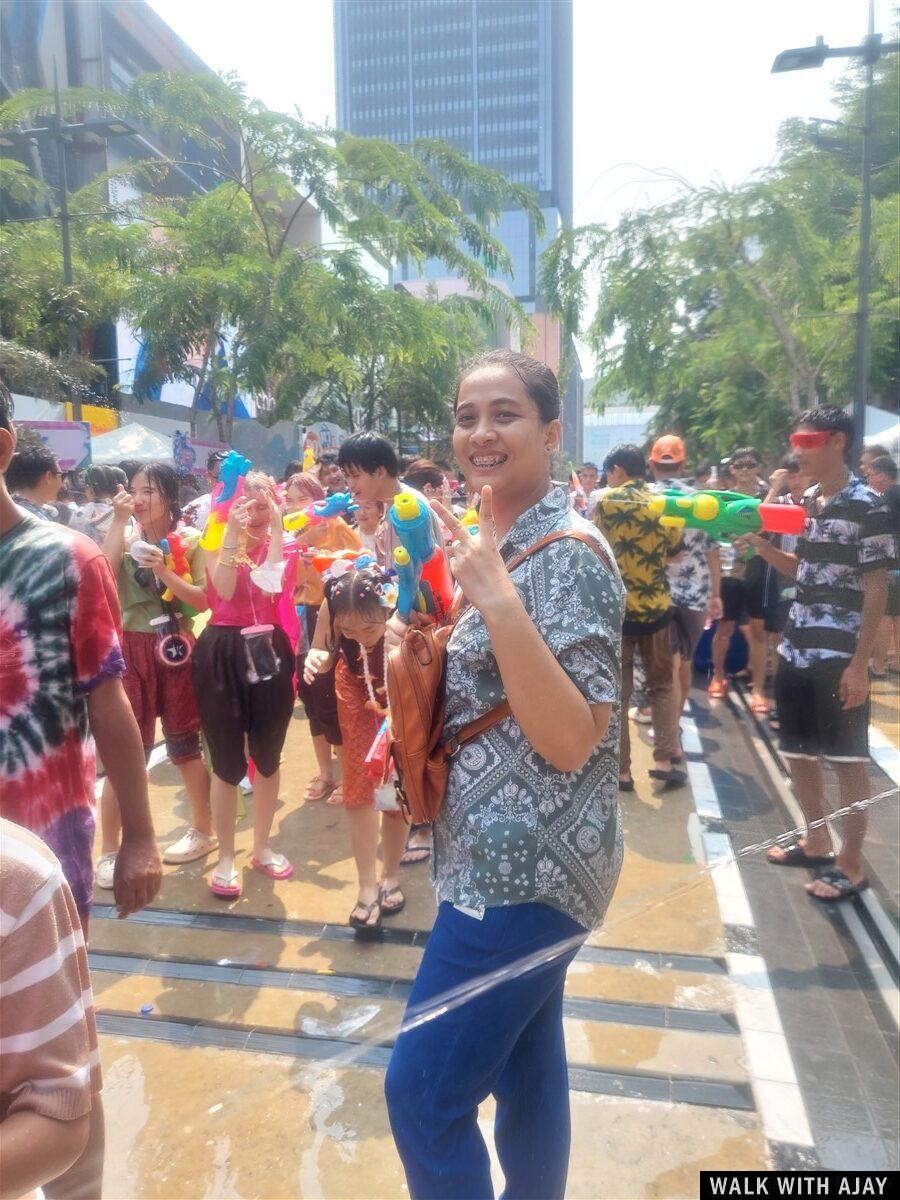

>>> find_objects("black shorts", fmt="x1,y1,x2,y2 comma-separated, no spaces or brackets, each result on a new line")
296,607,342,746
193,624,296,785
721,575,765,624
887,573,900,619
764,600,792,635
774,657,870,763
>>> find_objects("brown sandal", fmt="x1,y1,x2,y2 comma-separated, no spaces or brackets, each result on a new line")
305,776,336,802
379,885,406,917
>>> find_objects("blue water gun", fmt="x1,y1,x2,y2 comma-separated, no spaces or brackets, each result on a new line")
388,491,454,620
284,491,359,533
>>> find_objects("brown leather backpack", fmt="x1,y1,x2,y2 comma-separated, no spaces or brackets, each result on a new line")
384,529,613,825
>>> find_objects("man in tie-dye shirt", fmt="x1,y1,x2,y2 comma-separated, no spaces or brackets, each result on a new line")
0,385,160,929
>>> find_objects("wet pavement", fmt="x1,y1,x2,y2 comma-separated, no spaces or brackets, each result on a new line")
88,678,899,1197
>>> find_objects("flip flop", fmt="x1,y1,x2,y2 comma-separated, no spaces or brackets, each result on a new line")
401,845,432,866
767,842,836,868
349,898,382,935
748,698,772,715
305,776,337,802
210,868,241,899
707,679,728,699
379,885,406,917
250,853,294,880
807,866,869,902
649,768,688,789
618,778,635,792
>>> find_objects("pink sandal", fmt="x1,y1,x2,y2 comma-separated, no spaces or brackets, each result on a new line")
250,852,294,880
210,868,241,899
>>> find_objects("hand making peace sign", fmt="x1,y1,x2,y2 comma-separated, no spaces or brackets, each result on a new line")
429,486,514,617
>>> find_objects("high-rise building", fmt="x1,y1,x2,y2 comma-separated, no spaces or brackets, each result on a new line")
334,0,581,457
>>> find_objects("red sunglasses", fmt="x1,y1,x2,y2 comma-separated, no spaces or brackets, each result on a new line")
789,430,831,450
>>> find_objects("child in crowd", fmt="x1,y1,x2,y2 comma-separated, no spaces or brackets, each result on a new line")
287,472,347,802
72,464,127,545
352,498,382,553
97,463,214,886
304,565,407,935
195,471,299,899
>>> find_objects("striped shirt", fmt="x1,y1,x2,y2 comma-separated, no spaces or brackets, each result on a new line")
0,819,101,1123
779,475,895,668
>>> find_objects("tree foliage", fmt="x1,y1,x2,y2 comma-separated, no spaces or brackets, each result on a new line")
0,72,536,437
541,50,900,461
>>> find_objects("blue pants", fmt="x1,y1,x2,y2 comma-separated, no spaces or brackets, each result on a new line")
385,901,587,1200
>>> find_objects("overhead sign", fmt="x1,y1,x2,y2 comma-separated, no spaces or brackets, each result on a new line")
19,420,91,471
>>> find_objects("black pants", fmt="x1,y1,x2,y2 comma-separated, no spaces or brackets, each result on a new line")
192,625,295,784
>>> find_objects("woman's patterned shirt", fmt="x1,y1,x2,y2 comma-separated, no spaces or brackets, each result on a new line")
435,486,626,931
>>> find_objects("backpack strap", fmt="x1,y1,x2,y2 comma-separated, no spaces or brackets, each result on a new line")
445,529,614,753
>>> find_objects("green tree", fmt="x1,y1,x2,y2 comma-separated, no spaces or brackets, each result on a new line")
541,55,899,461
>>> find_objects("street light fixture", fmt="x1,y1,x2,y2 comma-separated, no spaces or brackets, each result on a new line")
772,9,900,443
0,64,137,421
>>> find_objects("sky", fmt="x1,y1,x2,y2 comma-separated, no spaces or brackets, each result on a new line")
148,0,894,233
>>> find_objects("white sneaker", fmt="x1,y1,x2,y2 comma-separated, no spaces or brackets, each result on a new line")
95,853,117,890
629,706,652,725
163,828,219,864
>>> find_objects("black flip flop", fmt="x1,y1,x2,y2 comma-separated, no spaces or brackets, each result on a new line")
807,866,869,902
649,768,687,789
400,845,432,866
618,779,635,792
767,842,836,868
379,885,406,917
349,898,382,936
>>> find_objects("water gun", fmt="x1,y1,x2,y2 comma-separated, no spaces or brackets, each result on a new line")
307,548,371,576
283,491,359,534
388,491,454,620
302,445,316,472
159,533,191,602
364,718,388,783
460,507,479,536
200,450,251,551
647,490,806,552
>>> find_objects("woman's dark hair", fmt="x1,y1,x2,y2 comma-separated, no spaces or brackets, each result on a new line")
282,460,302,481
453,349,560,424
603,443,646,480
85,464,121,499
323,565,391,657
117,459,144,483
337,433,400,478
794,405,856,462
131,461,181,529
403,458,444,490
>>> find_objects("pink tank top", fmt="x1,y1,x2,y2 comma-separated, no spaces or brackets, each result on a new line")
207,540,298,629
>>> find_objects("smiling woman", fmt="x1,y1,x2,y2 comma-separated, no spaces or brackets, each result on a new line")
385,349,627,1200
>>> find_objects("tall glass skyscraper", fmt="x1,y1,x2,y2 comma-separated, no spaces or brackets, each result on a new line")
334,0,581,455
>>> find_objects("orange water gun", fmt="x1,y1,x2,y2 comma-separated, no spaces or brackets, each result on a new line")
160,533,192,602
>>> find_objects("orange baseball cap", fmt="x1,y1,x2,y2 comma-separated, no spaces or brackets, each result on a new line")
650,435,686,464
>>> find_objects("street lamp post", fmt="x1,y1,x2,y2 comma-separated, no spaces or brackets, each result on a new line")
771,8,900,444
0,63,136,421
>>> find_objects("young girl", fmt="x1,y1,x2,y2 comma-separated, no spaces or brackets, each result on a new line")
194,471,298,898
354,498,385,553
72,464,127,546
97,463,213,887
304,566,407,935
286,472,345,803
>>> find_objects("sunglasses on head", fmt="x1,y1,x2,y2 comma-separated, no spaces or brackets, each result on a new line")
789,430,831,450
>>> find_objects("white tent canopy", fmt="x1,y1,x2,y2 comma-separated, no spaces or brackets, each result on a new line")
90,422,173,465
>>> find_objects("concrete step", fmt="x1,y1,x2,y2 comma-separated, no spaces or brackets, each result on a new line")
90,963,750,1086
89,913,736,1014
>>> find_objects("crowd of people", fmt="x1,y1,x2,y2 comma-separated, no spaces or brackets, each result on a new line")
0,357,897,1198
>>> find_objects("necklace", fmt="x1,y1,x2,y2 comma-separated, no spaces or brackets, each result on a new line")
360,644,388,715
